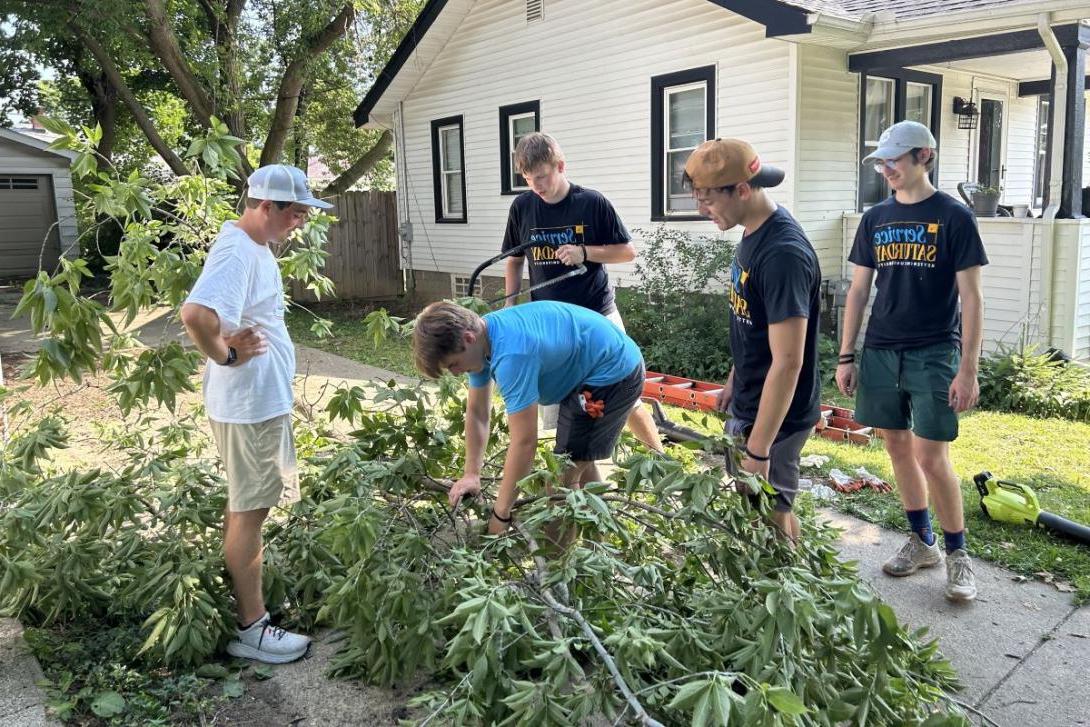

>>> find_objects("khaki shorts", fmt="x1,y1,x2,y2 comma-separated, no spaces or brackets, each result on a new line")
209,414,300,512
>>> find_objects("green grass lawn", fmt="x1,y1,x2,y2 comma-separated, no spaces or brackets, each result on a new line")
286,303,1090,600
802,407,1090,601
286,301,417,377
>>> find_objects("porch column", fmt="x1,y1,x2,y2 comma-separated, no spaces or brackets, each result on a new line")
1048,27,1088,218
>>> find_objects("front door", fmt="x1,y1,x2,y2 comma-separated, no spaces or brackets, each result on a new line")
976,95,1006,190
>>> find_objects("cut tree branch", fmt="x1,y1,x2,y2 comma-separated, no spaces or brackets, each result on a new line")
320,130,393,197
514,522,665,727
72,23,189,177
260,3,356,166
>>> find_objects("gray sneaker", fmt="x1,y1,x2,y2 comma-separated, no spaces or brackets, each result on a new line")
882,533,941,577
226,613,310,664
944,549,977,602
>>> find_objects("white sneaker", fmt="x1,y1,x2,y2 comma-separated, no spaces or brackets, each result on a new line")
944,549,977,602
226,613,310,664
882,533,942,577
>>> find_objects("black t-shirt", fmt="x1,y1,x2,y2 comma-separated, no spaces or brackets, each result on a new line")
729,206,822,435
501,184,630,314
849,191,989,350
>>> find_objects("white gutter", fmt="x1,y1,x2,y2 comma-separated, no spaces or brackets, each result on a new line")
394,100,413,293
1037,14,1066,349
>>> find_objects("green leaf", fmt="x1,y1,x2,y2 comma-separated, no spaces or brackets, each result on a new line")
196,663,229,679
223,677,244,698
766,687,808,716
90,691,126,717
253,664,275,680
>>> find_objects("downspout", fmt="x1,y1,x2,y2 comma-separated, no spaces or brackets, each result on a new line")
394,100,414,294
1037,14,1066,348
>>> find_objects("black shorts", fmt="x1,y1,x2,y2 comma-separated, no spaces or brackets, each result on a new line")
554,362,644,462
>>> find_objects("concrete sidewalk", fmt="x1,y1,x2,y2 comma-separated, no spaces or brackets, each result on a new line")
822,510,1088,726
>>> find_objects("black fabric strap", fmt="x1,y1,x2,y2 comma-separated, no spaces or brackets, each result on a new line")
743,445,770,462
491,508,512,523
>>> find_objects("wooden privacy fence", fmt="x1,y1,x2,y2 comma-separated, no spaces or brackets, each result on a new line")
291,190,400,302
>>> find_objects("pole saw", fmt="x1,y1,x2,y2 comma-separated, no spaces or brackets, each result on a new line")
974,471,1090,545
466,241,587,308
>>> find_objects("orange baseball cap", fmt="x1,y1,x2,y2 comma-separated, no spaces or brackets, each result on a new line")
683,138,784,190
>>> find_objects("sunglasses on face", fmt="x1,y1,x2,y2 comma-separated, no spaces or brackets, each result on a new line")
873,153,911,174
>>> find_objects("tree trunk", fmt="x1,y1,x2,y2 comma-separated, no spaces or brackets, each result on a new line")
144,0,215,126
260,3,355,167
320,130,393,197
77,69,118,169
73,24,189,177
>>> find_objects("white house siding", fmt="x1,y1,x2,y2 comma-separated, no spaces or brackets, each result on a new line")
395,0,794,286
1049,221,1088,358
795,43,858,281
0,136,79,263
1076,223,1090,359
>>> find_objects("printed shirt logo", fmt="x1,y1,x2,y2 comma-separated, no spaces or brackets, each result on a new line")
528,224,587,266
729,260,752,325
871,220,940,269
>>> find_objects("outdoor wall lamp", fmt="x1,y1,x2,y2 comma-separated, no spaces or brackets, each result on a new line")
953,97,979,129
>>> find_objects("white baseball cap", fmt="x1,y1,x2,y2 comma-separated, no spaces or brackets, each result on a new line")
862,121,937,165
247,164,333,209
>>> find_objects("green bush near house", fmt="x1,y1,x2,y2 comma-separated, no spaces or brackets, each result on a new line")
618,226,735,381
978,345,1090,423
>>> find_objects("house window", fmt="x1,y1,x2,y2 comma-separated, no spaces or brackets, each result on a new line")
905,82,932,126
0,177,39,190
861,77,895,209
651,65,716,221
1033,96,1049,207
499,101,540,195
857,70,942,210
430,115,466,223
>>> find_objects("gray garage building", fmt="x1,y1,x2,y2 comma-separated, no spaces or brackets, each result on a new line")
0,127,78,279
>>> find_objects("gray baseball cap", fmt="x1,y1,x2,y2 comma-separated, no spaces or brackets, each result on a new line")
862,121,937,165
247,164,333,209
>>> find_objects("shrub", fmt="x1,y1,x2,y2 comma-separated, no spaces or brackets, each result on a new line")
620,226,734,381
978,346,1090,422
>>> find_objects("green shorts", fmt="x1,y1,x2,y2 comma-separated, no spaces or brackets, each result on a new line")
855,342,960,442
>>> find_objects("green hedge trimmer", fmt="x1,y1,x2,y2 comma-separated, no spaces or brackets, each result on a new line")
974,471,1090,545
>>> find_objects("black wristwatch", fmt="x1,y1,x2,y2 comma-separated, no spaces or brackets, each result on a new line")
218,346,238,366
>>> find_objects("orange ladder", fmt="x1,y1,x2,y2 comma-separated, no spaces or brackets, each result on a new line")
642,371,876,445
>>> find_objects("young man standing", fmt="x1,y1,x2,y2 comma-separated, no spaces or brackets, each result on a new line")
181,164,332,662
413,300,645,534
683,139,822,542
501,132,662,452
836,120,987,602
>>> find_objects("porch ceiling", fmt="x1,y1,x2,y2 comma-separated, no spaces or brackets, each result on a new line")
938,49,1062,81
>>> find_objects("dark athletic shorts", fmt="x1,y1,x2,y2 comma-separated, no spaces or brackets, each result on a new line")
855,342,960,442
724,417,812,513
555,362,645,461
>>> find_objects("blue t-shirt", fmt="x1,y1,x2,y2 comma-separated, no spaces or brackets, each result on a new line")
467,301,642,414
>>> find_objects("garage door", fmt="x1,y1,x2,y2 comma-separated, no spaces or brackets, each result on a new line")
0,175,62,278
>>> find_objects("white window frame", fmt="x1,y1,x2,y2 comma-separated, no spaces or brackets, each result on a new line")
905,81,933,127
663,80,707,217
507,111,536,192
438,122,464,221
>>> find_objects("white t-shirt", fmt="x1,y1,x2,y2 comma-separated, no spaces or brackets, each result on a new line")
185,221,295,424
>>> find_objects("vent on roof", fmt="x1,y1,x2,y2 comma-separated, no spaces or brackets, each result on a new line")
526,0,543,23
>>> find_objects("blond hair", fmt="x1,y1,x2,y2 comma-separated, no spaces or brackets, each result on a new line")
412,301,481,378
514,132,564,174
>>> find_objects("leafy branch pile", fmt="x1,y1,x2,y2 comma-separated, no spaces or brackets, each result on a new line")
1,118,969,725
2,375,969,725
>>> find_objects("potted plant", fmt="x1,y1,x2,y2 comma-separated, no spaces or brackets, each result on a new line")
971,185,1001,217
